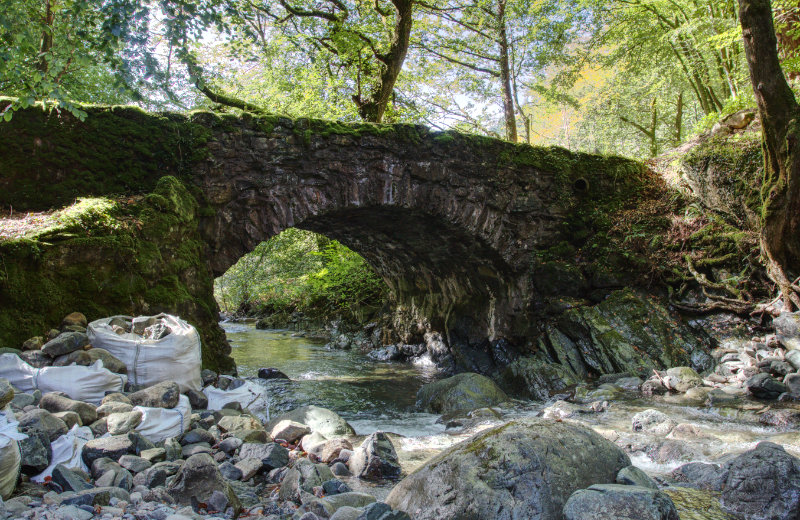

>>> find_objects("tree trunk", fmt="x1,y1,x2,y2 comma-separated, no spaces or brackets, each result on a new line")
674,92,683,146
38,0,54,74
739,0,800,309
357,0,414,122
496,0,517,142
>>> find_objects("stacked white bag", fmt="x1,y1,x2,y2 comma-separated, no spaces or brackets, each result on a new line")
0,354,126,405
134,394,192,443
204,377,271,422
0,409,26,499
88,314,202,392
31,425,93,482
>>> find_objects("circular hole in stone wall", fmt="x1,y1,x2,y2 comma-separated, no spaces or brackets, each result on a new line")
572,177,589,194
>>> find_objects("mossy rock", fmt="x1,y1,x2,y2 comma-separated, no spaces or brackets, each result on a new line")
662,487,734,520
416,372,509,414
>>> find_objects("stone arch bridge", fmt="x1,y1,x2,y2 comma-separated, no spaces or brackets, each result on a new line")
0,105,645,373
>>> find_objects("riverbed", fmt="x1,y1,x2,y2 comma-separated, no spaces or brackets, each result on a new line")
223,321,800,506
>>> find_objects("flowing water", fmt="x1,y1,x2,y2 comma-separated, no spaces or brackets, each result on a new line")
223,321,800,503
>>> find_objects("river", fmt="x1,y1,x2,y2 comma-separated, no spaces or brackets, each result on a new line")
222,321,800,508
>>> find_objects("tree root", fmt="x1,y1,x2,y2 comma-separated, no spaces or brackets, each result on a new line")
752,274,800,316
670,299,754,316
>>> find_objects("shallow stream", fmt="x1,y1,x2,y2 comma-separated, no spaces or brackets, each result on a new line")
223,321,800,505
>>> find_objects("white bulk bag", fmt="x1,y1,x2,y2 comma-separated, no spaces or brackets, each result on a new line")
0,354,126,405
133,394,192,443
0,410,26,499
203,379,270,422
87,314,202,392
32,425,93,482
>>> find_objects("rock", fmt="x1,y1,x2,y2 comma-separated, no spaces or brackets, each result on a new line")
746,372,787,399
52,411,82,428
786,350,800,371
304,492,377,518
631,409,676,436
62,486,130,506
357,502,411,519
270,405,355,438
769,360,795,377
21,336,44,351
235,458,262,480
140,448,166,463
349,432,401,480
238,442,289,470
181,443,211,457
18,408,68,441
10,392,35,409
386,418,630,520
279,458,335,502
82,435,135,466
19,349,50,367
62,312,88,329
616,466,658,489
95,465,133,490
774,312,800,351
416,372,508,414
322,438,353,464
218,437,243,454
53,350,92,367
665,367,703,393
85,348,127,374
301,431,329,458
88,418,108,436
322,478,351,496
331,462,350,476
271,420,311,444
563,484,679,520
180,428,215,446
96,401,134,418
167,453,241,516
217,415,264,433
128,381,180,408
201,369,218,386
184,389,207,409
218,461,243,481
500,357,579,400
785,373,800,397
118,455,151,474
101,393,132,406
716,442,800,520
330,507,363,520
18,429,52,474
41,331,90,357
39,393,97,425
164,437,182,461
641,378,668,396
0,379,13,408
258,367,290,380
670,462,721,489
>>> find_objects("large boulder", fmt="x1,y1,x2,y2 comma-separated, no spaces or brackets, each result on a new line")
386,418,630,520
716,442,800,520
41,332,89,357
238,442,289,470
563,484,679,520
349,432,401,480
416,373,508,414
17,408,68,442
774,312,800,351
167,453,242,516
269,406,355,438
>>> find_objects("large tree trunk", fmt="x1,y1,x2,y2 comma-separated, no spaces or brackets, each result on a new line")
496,0,517,142
739,0,800,309
357,0,414,123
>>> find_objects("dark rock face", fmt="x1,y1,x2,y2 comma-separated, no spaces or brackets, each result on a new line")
563,484,679,520
416,372,508,414
0,105,650,374
386,418,630,520
746,373,787,399
258,368,289,380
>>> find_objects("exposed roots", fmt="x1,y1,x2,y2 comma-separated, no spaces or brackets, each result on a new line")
670,254,756,315
752,274,800,316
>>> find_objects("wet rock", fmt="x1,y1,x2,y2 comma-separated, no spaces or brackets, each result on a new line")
386,418,630,520
258,367,289,380
303,492,377,518
41,332,90,357
632,409,676,436
279,458,335,502
670,462,720,489
746,373,787,399
349,432,401,480
641,378,668,396
271,420,311,444
167,453,241,516
648,440,701,464
774,312,800,351
717,442,800,520
616,466,658,489
82,435,135,466
128,381,180,408
39,393,97,425
322,439,353,464
238,442,289,470
270,406,355,438
0,379,13,408
563,484,679,520
301,431,328,459
500,356,579,400
416,372,508,414
18,408,68,441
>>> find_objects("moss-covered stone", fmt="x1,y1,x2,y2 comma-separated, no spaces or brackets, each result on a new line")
0,176,234,373
416,372,508,414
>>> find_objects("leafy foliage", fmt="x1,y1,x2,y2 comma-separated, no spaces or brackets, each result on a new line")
214,229,386,322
